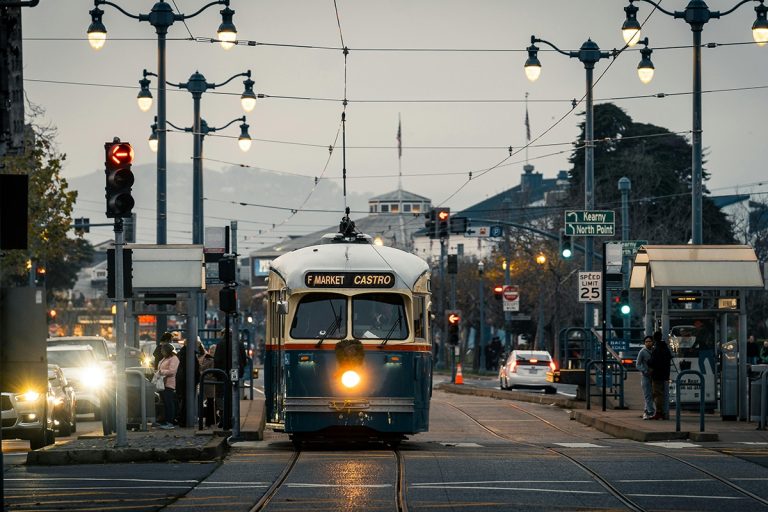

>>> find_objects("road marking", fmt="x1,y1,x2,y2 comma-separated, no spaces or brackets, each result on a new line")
626,493,745,500
439,442,484,448
618,478,710,483
288,483,391,488
412,480,593,485
554,443,607,448
737,441,768,445
410,485,603,495
646,441,701,449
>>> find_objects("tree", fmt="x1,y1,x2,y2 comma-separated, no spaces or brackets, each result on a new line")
567,103,735,245
1,124,87,299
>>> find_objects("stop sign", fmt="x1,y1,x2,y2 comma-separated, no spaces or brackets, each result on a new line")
502,285,519,301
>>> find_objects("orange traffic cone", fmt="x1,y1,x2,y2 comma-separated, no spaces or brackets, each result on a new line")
455,363,464,385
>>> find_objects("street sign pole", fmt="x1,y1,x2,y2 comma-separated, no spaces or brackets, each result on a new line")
114,218,127,447
601,241,608,412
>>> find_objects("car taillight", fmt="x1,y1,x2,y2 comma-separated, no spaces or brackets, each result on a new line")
549,361,557,372
509,360,517,373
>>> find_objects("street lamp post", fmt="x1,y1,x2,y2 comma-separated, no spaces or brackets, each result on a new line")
140,69,254,249
525,35,654,329
620,0,768,244
87,0,238,246
535,253,547,351
478,261,486,372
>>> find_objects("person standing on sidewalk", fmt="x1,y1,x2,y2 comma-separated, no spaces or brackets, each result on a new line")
636,335,655,420
156,343,179,429
648,330,672,420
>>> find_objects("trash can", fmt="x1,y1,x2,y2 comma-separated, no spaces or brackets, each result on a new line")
126,367,156,429
749,364,768,423
720,340,739,420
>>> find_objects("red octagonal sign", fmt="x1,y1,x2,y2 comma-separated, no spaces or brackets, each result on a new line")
502,285,519,301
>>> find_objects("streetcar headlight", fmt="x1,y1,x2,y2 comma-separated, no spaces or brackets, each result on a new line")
341,370,361,389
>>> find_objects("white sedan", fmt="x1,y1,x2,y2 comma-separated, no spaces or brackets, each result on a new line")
499,350,557,394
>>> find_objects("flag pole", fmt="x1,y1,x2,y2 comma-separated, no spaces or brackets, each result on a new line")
397,114,403,191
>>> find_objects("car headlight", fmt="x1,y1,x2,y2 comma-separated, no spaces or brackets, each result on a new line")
17,391,41,402
81,366,106,389
140,354,153,368
341,370,361,389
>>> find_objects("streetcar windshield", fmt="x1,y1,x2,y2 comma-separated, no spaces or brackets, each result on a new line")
290,294,347,340
352,293,408,340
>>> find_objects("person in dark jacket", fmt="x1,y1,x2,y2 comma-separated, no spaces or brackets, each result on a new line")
153,331,174,370
648,330,673,420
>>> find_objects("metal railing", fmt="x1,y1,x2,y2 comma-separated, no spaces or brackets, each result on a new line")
675,369,705,433
585,359,626,410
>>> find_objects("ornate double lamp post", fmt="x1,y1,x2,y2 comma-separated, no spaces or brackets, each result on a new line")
87,0,238,245
524,35,654,328
620,0,768,244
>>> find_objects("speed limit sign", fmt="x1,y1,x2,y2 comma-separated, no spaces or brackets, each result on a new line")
578,272,602,303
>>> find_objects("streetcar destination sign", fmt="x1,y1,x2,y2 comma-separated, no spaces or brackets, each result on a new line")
564,210,615,236
305,272,395,288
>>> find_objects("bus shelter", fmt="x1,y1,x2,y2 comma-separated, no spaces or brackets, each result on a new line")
630,245,764,420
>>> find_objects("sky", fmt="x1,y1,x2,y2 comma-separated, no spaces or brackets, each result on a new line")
20,0,768,249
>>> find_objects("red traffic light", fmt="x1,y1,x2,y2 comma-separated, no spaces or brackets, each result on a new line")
493,285,504,295
447,312,461,325
437,210,449,221
108,143,134,166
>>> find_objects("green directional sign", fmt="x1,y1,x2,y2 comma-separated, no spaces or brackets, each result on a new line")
564,210,615,236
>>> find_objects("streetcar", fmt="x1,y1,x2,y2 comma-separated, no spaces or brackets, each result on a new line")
264,216,432,445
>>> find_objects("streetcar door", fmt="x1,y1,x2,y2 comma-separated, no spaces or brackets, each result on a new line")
268,290,287,424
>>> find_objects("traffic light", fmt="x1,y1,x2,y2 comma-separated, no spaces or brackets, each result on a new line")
435,207,450,238
559,229,573,259
619,289,631,316
104,140,135,218
424,210,437,239
446,310,461,345
493,285,504,300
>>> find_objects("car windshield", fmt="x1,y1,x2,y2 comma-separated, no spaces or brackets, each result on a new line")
352,293,408,340
48,339,108,361
290,293,347,340
47,350,97,368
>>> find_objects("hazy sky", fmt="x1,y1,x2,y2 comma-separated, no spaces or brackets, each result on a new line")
21,1,768,247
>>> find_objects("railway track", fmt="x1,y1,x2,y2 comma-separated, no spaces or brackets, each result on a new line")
438,398,768,511
248,447,409,512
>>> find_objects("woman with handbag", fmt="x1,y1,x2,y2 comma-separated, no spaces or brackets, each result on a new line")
156,343,179,429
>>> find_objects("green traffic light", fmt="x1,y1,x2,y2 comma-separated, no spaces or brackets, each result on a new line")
620,304,631,315
561,247,573,259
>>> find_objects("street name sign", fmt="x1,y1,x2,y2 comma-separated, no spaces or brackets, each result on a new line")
578,271,603,303
564,210,615,236
502,285,520,312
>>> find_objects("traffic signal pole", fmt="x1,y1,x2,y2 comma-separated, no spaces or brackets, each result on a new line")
113,218,128,446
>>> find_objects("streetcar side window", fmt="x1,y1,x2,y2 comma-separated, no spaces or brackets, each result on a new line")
352,293,408,340
413,295,426,341
290,294,347,340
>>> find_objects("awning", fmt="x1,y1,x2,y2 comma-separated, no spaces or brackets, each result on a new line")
629,245,764,290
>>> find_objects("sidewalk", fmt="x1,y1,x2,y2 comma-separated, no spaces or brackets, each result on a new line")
438,382,768,443
26,396,265,465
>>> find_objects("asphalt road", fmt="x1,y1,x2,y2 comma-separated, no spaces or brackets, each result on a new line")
4,391,768,511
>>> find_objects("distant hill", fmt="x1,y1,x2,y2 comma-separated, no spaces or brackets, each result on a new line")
69,162,370,253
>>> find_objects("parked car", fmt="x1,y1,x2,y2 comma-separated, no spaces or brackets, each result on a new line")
48,364,77,436
499,350,557,394
47,336,113,363
1,383,56,449
46,345,106,419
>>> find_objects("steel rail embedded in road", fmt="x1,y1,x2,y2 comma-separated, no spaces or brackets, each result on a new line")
395,449,409,512
249,450,301,512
